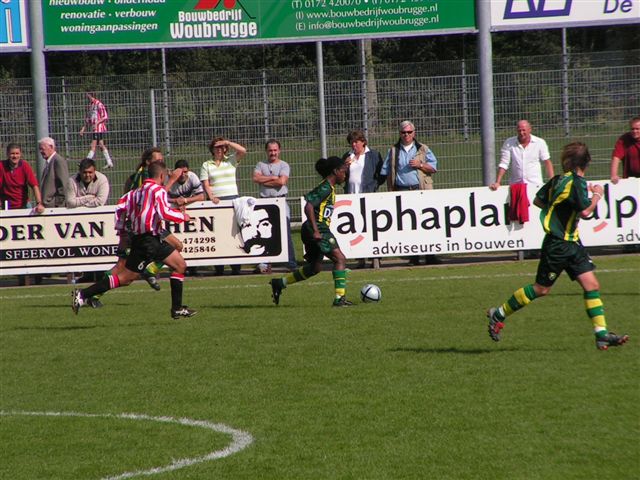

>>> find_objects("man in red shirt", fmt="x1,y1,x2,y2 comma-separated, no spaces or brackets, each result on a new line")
0,143,45,212
610,116,640,183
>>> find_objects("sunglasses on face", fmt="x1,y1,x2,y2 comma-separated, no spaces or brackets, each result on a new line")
400,131,414,135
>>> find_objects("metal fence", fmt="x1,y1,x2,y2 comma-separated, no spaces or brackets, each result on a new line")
1,50,638,220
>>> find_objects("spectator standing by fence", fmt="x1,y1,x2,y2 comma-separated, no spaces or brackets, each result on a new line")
0,143,44,212
343,129,384,269
490,120,554,259
39,137,69,208
252,139,297,273
80,92,114,169
66,158,110,208
490,120,554,191
201,136,247,276
380,120,439,265
610,116,640,184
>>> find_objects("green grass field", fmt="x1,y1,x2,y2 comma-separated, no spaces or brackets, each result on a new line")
1,255,638,479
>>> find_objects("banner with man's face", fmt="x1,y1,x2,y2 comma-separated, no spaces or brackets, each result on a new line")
0,198,289,275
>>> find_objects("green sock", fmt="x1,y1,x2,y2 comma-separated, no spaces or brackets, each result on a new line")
285,264,316,286
333,269,347,299
501,284,537,318
146,261,163,275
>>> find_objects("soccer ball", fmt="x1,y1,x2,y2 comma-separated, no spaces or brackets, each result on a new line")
360,284,382,303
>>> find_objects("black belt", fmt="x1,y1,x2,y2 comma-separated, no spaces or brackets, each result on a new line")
395,185,420,191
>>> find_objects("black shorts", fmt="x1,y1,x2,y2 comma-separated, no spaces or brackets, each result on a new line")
301,223,339,264
125,233,175,273
535,235,595,287
116,233,131,259
91,132,105,141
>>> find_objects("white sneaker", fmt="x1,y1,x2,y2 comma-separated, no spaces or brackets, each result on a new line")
71,289,85,314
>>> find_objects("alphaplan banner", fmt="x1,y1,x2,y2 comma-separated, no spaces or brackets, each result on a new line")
0,198,288,275
490,0,640,31
319,179,639,259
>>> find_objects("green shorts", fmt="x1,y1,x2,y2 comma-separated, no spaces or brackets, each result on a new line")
535,235,595,287
301,223,339,263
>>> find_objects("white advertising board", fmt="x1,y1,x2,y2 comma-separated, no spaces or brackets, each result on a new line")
490,0,640,31
312,179,638,259
0,198,288,275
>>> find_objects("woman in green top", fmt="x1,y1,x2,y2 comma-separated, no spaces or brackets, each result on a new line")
270,156,353,307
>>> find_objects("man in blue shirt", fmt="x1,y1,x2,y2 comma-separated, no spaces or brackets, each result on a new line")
381,120,437,191
380,120,440,265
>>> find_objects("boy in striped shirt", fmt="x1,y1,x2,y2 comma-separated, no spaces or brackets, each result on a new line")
72,161,196,319
487,142,629,350
80,92,114,168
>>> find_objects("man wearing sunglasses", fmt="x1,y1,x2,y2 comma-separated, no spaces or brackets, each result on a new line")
380,120,440,265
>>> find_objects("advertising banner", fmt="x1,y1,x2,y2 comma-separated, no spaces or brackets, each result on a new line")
0,0,29,52
0,198,289,275
42,0,476,50
490,0,640,31
312,179,639,259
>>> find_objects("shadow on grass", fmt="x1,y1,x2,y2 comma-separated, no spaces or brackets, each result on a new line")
552,291,639,297
389,346,532,354
9,325,97,331
200,304,288,309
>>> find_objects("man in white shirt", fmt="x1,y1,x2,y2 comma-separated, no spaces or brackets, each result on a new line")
166,159,205,208
490,120,554,190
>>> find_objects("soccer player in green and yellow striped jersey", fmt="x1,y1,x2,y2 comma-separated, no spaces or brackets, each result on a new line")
270,156,353,307
486,142,629,350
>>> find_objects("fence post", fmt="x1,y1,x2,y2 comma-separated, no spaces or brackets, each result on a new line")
562,28,570,137
161,48,171,156
61,77,71,159
360,39,369,136
150,89,158,147
262,69,270,140
461,60,470,142
316,41,327,158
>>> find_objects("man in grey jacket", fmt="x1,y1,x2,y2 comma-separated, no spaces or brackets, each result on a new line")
39,137,69,208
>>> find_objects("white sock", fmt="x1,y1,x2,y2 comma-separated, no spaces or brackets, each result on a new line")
87,150,95,159
103,149,113,167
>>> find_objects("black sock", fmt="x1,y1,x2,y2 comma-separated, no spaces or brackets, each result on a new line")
82,276,112,299
170,277,183,311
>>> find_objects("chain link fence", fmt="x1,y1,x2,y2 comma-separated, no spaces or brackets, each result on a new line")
1,50,638,220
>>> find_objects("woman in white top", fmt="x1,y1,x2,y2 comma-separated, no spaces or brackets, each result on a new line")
200,136,247,275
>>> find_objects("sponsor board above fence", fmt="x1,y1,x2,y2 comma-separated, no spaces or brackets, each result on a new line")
0,0,29,52
490,0,640,31
42,0,476,50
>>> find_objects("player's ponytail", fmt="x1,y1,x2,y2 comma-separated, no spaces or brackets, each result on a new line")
315,156,345,178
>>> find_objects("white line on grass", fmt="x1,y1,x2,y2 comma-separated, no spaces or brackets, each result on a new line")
0,410,254,479
1,268,636,302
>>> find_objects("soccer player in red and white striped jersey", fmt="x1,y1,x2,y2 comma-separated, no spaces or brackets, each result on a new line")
80,92,114,168
73,161,197,319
